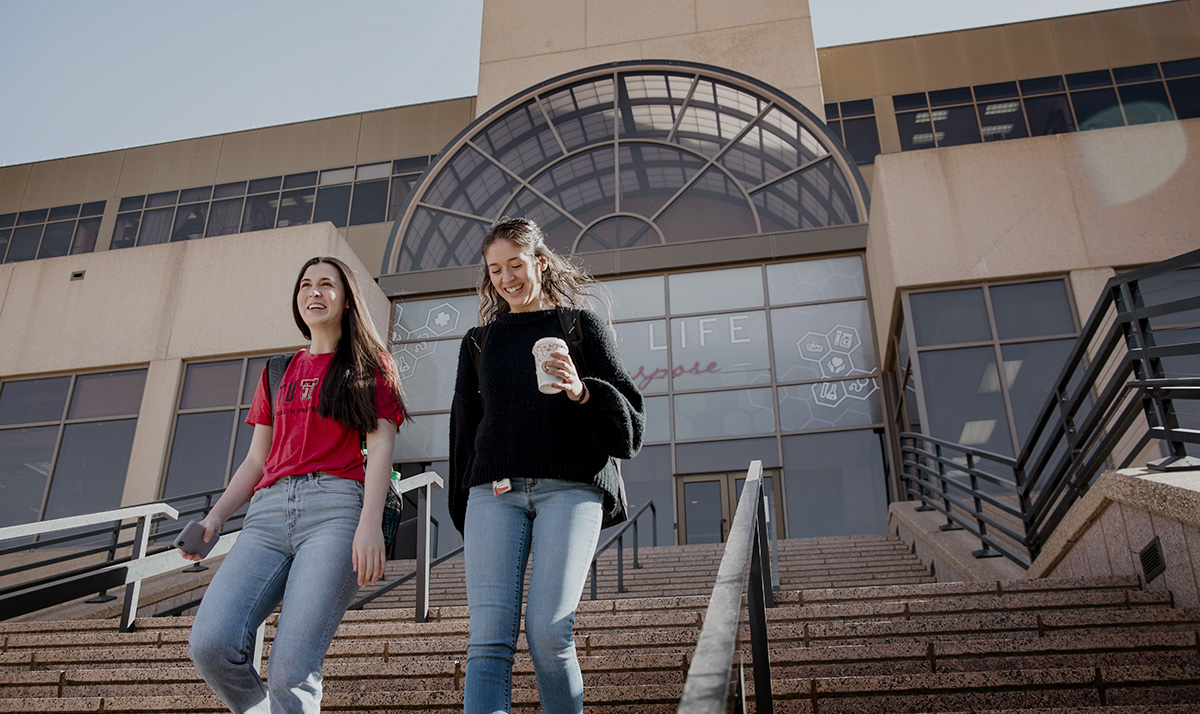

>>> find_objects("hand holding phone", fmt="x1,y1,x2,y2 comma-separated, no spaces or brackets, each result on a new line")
175,520,219,559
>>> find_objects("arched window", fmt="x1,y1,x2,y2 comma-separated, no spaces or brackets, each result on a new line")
383,60,868,274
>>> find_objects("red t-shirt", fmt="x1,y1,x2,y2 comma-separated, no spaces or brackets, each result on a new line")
246,349,404,490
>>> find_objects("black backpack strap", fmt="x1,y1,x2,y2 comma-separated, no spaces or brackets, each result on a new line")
556,307,587,376
469,323,493,375
265,353,295,411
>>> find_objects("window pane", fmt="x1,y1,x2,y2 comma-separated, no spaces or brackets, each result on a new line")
771,301,877,382
990,281,1074,339
137,207,173,246
896,111,937,151
614,320,670,395
391,338,459,412
919,346,1014,456
80,201,105,217
683,480,723,544
599,275,665,320
778,378,882,432
619,445,672,545
1118,82,1175,124
233,408,254,469
394,411,450,461
68,370,147,419
313,185,351,228
0,426,56,526
118,196,144,211
388,175,417,221
767,256,865,305
349,179,388,226
213,181,246,199
0,228,10,261
283,172,317,189
782,430,888,538
673,388,775,440
171,204,207,242
1167,77,1200,120
49,205,80,222
669,266,763,314
1001,340,1074,449
146,191,178,208
248,177,281,194
1023,94,1075,135
37,221,74,258
242,358,270,405
671,311,770,389
893,93,928,111
7,225,42,262
111,213,140,249
841,116,881,164
162,411,235,498
676,436,779,473
42,420,134,520
978,99,1028,142
180,361,242,409
928,87,972,107
1066,70,1112,90
1071,88,1123,130
932,105,981,146
206,198,244,237
70,217,101,254
1020,76,1065,95
356,162,391,181
179,187,212,203
391,295,478,340
909,288,990,346
643,396,670,443
276,188,315,228
0,377,69,425
17,209,47,225
319,168,354,186
241,194,278,232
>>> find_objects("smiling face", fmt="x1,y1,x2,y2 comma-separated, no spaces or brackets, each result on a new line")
484,237,551,313
295,261,348,332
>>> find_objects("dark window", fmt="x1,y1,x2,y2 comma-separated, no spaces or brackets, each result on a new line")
111,213,140,249
1168,76,1200,119
314,185,351,228
71,218,101,255
7,225,42,262
80,201,105,217
247,177,281,194
978,99,1028,141
146,191,178,208
48,205,79,221
1023,94,1075,135
1119,82,1175,124
932,105,982,146
990,281,1074,339
171,204,208,241
17,209,47,225
119,196,145,211
37,221,74,258
349,179,388,225
213,181,246,199
241,194,278,233
276,188,315,228
179,187,212,203
0,214,14,228
1066,70,1113,90
137,206,173,245
283,172,318,189
910,288,990,346
1020,76,1065,95
0,229,10,261
1162,58,1200,78
824,102,840,119
206,198,244,237
388,175,418,221
1114,64,1160,84
974,82,1019,101
841,116,881,164
893,92,928,111
928,87,973,107
896,111,936,151
1071,87,1123,130
840,98,874,117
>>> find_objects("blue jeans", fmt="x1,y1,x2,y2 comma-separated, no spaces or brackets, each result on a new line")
463,478,604,714
189,473,364,714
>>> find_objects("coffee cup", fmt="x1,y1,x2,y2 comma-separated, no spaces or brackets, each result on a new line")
532,337,568,394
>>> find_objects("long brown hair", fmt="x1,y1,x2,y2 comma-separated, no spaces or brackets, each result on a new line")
291,256,408,432
478,217,598,324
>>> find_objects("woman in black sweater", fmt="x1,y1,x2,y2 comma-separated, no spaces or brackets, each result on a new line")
449,218,644,714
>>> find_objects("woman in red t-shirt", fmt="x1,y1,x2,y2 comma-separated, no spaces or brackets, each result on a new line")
182,256,407,714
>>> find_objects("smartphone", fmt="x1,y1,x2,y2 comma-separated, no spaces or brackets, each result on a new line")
174,521,219,558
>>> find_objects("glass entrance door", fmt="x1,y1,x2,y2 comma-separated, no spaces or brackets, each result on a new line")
676,470,782,544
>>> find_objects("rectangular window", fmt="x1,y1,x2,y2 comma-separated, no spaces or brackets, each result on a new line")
349,179,389,225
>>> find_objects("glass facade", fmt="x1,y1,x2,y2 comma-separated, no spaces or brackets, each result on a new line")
0,369,147,529
0,202,104,263
391,255,889,551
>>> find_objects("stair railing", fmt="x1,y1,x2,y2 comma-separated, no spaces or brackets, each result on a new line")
900,246,1200,567
677,460,775,714
588,500,657,601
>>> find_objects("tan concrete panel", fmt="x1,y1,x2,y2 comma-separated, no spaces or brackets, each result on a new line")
1046,14,1106,75
695,0,807,32
1093,7,1156,69
1003,21,1061,80
114,144,163,197
373,98,475,161
958,26,1017,87
0,165,30,213
344,222,392,277
21,158,90,208
867,39,924,96
874,96,901,155
914,32,972,93
816,47,858,101
251,124,307,177
1140,1,1200,62
120,358,182,506
786,85,826,121
478,45,636,116
0,245,185,376
172,136,224,190
1059,118,1200,268
80,151,126,203
480,0,586,63
585,0,696,47
214,131,260,184
320,115,364,169
358,108,404,164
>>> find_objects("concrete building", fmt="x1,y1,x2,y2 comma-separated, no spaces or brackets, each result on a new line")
1,0,1196,563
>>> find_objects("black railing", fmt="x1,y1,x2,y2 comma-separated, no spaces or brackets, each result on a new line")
589,501,657,600
901,247,1200,567
677,460,775,713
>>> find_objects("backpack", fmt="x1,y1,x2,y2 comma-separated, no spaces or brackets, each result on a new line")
469,307,629,529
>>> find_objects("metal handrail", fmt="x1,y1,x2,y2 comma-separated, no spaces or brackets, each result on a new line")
677,460,775,713
588,501,657,600
900,246,1200,567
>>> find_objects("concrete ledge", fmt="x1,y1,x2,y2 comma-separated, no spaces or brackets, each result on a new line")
888,501,1026,584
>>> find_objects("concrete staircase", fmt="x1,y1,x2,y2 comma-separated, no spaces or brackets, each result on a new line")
1,534,1197,712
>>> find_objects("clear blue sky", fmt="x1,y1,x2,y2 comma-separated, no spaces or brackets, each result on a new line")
0,0,1164,167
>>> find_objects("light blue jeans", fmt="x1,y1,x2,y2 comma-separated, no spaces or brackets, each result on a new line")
463,478,604,714
189,473,363,714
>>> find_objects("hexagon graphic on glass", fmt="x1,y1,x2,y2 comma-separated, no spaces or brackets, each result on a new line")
390,302,462,379
798,324,877,408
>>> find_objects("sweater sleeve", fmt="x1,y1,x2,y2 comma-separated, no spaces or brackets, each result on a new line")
448,329,483,534
575,309,645,460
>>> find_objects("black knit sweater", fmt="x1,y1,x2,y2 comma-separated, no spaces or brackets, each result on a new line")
448,308,645,534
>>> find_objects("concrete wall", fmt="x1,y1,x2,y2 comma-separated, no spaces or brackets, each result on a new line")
0,225,390,506
477,0,823,118
866,116,1200,359
1027,467,1200,608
